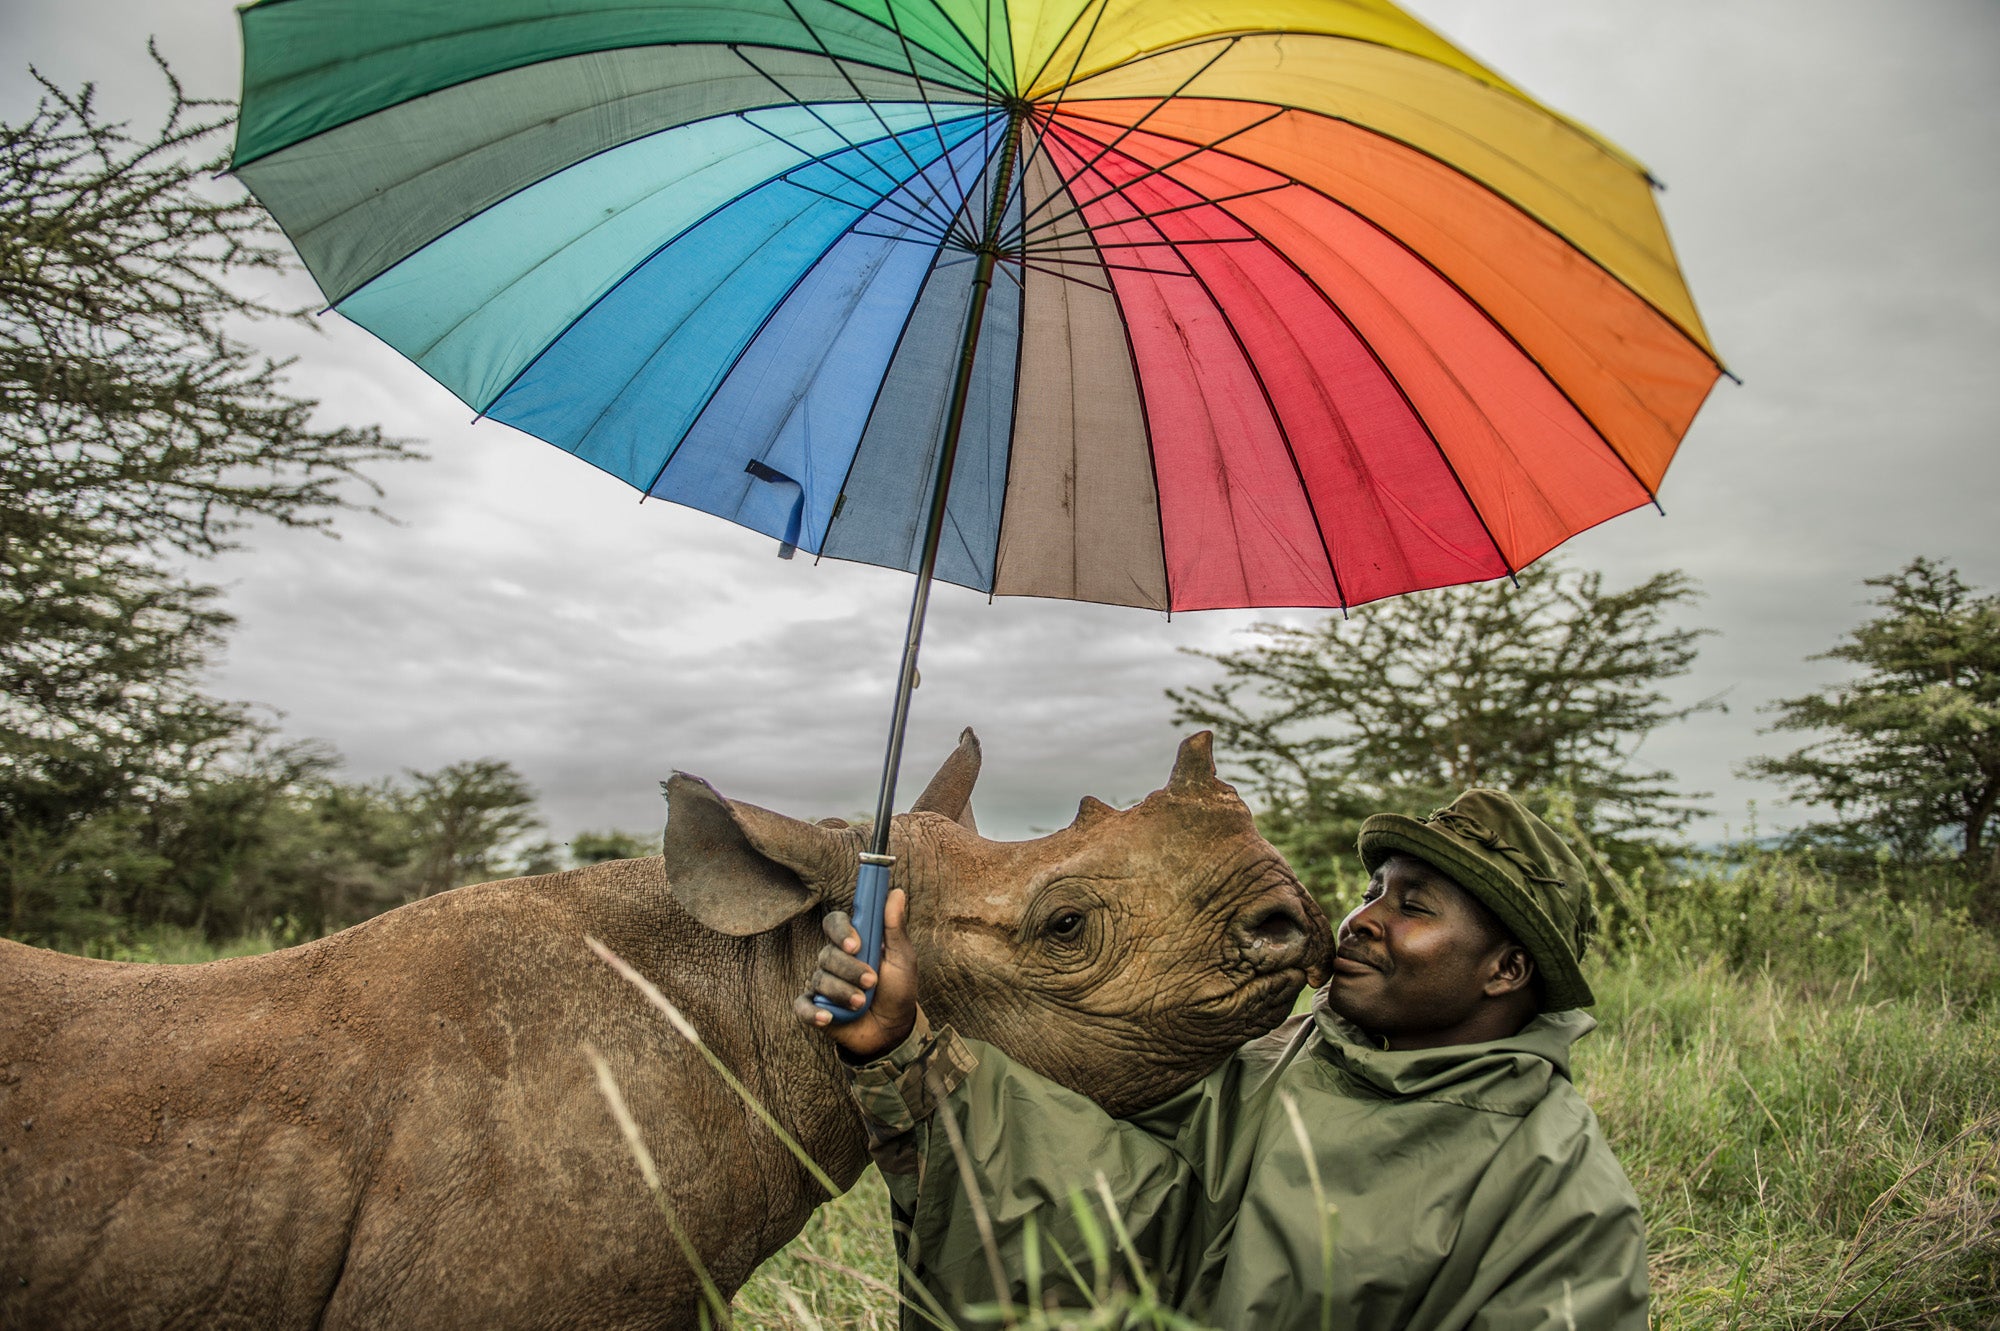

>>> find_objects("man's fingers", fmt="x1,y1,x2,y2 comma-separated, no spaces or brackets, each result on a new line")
810,973,869,1009
883,888,908,935
820,909,859,951
790,994,833,1027
814,944,874,987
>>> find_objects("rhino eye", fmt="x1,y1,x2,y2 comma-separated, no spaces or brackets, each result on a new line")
1046,910,1087,942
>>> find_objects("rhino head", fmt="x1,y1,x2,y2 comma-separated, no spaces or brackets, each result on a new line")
665,730,1332,1116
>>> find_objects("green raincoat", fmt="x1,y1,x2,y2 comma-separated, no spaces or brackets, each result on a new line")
851,990,1646,1330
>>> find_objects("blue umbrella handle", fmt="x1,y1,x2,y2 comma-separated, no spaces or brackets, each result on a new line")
814,858,891,1024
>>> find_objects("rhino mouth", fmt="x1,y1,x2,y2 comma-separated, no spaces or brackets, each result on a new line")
1179,967,1312,1044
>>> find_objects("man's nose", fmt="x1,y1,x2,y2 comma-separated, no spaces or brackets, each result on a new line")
1343,900,1384,939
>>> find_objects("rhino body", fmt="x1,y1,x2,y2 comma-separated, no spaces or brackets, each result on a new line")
1,732,1329,1328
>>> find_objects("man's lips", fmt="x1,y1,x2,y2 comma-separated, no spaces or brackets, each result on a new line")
1331,948,1384,976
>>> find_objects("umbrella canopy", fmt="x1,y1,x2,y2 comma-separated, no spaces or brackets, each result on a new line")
234,0,1722,1017
233,0,1721,617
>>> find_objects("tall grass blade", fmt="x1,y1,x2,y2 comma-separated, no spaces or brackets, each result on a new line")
1281,1091,1339,1331
931,1076,1020,1327
1065,1185,1111,1306
585,1042,734,1328
587,934,841,1197
1091,1170,1158,1305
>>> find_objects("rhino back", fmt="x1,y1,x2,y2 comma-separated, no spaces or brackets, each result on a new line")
1,927,395,1326
1,858,863,1330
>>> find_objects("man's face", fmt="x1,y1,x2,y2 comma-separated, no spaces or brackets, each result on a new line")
1326,852,1523,1047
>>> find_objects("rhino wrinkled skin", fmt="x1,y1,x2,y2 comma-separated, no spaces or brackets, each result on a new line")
0,731,1330,1329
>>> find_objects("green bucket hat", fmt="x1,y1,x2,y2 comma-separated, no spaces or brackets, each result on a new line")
1356,790,1600,1011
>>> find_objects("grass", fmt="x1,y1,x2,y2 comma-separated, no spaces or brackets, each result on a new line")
1586,951,1999,1328
24,856,2000,1328
733,853,2000,1330
730,956,2000,1329
731,1174,902,1330
57,922,300,965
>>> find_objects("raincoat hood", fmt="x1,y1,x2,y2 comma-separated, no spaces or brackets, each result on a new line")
1312,999,1597,1111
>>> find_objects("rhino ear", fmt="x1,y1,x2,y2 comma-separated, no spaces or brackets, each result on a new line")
911,727,981,831
661,774,855,936
1167,730,1222,793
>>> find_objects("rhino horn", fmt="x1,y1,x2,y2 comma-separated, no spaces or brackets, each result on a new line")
661,773,855,936
1072,795,1117,827
1167,730,1224,794
910,727,981,831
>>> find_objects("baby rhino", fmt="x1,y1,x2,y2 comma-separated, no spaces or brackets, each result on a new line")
1,730,1330,1329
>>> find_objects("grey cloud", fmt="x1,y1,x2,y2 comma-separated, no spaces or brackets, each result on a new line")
8,0,1999,849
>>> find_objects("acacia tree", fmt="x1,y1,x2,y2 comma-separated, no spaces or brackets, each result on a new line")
1746,559,2000,876
0,53,418,940
405,760,544,898
1169,562,1717,895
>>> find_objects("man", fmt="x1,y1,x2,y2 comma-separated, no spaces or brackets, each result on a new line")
795,790,1648,1329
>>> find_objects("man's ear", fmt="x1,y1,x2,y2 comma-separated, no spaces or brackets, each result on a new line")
661,773,858,935
1484,943,1536,999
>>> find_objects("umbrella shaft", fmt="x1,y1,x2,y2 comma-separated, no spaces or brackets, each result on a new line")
868,114,1023,857
868,245,999,857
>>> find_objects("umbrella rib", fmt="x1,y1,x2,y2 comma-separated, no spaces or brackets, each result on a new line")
882,3,978,225
1010,251,1195,278
985,202,1033,603
774,145,960,249
733,102,959,243
776,167,961,249
1006,0,1114,215
1050,80,1723,369
979,0,1002,230
1063,114,1671,511
1012,36,1242,236
1022,159,1177,612
1018,0,1112,99
909,0,1002,88
952,0,1002,109
636,165,973,511
1012,259,1110,294
1064,148,1350,609
815,243,962,557
1025,236,1262,254
1021,257,1188,281
732,47,963,238
1009,108,1284,249
777,0,974,235
851,227,965,246
1023,184,1288,252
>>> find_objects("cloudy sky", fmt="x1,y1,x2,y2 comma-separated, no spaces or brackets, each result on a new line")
6,0,1997,847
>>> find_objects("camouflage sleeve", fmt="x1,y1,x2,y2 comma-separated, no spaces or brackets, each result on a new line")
844,1007,980,1178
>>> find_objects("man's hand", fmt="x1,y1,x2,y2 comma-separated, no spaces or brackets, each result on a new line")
792,887,918,1061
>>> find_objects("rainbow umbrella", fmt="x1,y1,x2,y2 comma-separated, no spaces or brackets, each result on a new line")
233,0,1722,1013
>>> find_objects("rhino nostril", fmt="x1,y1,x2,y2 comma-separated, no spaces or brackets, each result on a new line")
1237,904,1308,964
